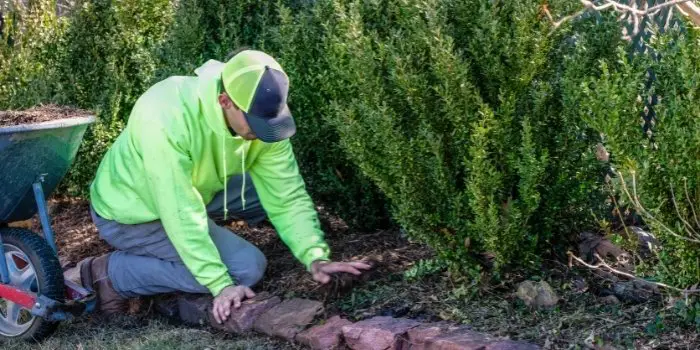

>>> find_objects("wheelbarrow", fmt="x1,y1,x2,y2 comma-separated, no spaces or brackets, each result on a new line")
0,114,97,341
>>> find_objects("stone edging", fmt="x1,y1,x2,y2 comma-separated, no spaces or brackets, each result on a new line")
167,292,541,350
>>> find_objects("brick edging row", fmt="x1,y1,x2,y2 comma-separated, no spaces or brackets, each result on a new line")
171,292,541,350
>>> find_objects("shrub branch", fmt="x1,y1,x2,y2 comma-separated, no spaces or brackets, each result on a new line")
618,171,700,243
684,177,700,229
567,251,700,295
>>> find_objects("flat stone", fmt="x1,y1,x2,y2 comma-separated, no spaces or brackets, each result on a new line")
209,292,281,334
484,340,541,350
406,323,465,350
516,281,559,309
341,316,421,350
253,298,324,341
296,315,353,349
178,294,212,326
422,329,494,350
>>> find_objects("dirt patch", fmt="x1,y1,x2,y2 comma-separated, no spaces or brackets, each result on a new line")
230,217,433,302
0,104,92,128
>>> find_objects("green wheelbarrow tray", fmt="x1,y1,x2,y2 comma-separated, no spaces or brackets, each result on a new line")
0,116,95,223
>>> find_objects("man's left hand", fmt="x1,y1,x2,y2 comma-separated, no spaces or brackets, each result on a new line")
311,260,372,284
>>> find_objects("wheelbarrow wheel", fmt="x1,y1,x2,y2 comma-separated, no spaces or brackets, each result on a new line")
0,227,64,342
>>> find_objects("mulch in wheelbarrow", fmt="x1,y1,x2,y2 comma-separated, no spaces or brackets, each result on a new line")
0,105,92,128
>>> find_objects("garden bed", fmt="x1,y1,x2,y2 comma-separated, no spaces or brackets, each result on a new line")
13,197,698,349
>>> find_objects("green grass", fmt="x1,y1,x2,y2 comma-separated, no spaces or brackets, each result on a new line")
2,316,298,350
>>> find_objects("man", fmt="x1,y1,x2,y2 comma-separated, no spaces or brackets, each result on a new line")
80,49,370,324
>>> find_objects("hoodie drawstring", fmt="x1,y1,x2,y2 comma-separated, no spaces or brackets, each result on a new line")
241,149,247,211
222,136,248,221
222,135,229,221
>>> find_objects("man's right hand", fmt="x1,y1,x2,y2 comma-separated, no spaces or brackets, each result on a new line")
212,285,256,324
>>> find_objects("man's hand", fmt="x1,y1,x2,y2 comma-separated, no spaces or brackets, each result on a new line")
311,260,372,284
212,285,256,324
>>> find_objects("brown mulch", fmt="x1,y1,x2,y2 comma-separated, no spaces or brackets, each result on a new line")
233,208,432,301
24,197,431,302
0,105,92,127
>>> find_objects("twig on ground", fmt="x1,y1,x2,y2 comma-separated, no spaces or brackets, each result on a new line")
567,251,700,296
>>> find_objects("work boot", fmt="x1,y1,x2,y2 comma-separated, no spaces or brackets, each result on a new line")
78,253,128,316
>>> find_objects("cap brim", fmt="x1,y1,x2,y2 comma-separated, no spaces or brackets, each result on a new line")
244,104,296,143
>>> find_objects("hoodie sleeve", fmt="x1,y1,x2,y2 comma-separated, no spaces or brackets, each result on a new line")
249,140,331,269
134,116,234,296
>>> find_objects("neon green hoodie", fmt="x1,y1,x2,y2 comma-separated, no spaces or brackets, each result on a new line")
89,61,330,296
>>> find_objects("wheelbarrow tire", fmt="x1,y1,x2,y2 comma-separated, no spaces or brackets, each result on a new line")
1,227,64,342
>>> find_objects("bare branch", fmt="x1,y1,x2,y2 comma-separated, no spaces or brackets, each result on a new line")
617,171,700,243
670,183,700,237
595,0,691,16
543,6,588,28
567,251,700,295
677,1,700,26
547,0,693,29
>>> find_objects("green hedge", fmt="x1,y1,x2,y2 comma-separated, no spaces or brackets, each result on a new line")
292,0,615,274
2,0,698,282
572,28,700,286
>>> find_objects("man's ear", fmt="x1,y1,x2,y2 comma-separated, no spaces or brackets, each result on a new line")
218,93,241,111
218,93,233,109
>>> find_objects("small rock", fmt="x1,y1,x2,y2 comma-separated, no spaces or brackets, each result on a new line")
406,323,467,350
253,298,324,341
209,292,281,333
178,294,212,326
296,315,353,349
599,295,620,305
516,281,559,308
341,316,421,350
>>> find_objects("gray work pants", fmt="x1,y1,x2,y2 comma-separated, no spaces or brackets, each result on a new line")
90,173,268,298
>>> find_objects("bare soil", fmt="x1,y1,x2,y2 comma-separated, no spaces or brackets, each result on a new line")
12,197,699,349
0,105,92,127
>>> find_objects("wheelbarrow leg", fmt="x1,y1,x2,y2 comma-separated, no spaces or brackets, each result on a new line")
0,233,10,284
32,177,59,255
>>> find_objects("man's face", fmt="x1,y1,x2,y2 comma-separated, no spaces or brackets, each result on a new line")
218,93,257,140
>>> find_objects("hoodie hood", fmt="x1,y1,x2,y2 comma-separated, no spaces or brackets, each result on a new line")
196,59,236,139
